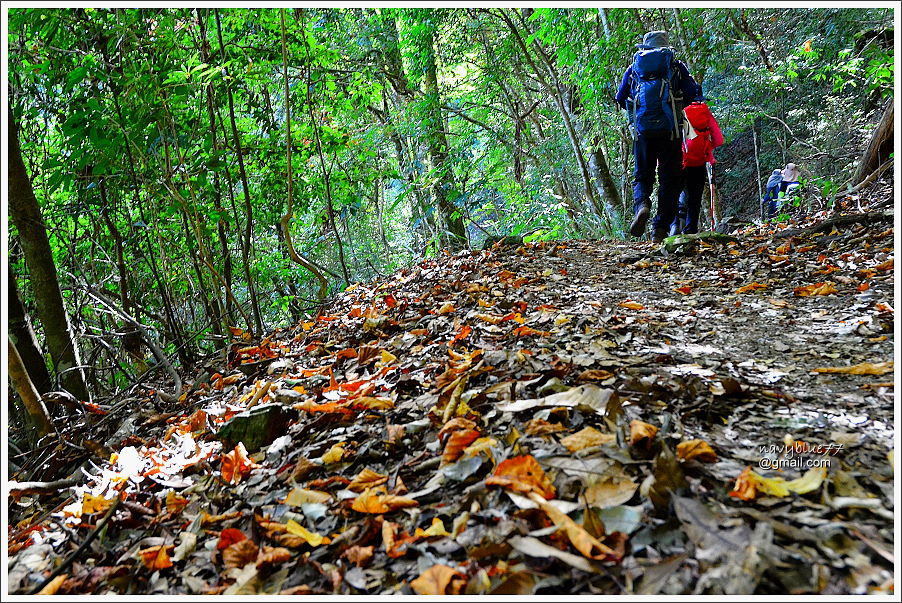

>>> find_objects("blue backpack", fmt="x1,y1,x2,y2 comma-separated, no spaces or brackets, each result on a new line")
629,47,682,138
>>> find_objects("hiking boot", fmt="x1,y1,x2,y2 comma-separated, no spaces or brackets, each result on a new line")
629,205,650,238
652,229,668,244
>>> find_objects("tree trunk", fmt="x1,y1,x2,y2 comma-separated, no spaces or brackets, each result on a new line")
416,12,468,248
853,100,893,186
215,8,265,336
8,111,90,401
8,340,54,438
8,265,54,395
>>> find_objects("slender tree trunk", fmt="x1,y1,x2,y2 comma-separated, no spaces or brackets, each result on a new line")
215,8,265,336
9,265,54,395
8,111,89,401
730,9,774,72
853,100,893,185
8,341,54,438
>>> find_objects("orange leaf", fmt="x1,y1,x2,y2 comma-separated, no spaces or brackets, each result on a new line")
348,468,390,493
794,281,838,296
351,489,419,514
874,258,894,271
629,420,658,449
410,564,466,595
437,417,478,444
223,538,259,568
528,492,619,561
139,545,174,570
512,325,550,337
775,241,792,254
342,545,375,567
217,528,248,550
484,454,556,500
36,575,68,595
735,282,768,294
450,325,472,345
857,281,870,292
618,300,644,310
437,302,456,314
384,294,398,309
335,348,358,360
441,429,480,465
673,286,692,295
523,418,566,436
676,439,718,463
812,361,894,376
560,426,616,452
221,443,257,485
729,466,758,501
165,490,189,514
185,409,208,432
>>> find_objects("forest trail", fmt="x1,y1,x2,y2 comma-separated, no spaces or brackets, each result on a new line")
8,203,895,596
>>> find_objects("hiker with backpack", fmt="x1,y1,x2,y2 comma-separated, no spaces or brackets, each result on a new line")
763,168,783,219
669,93,724,235
616,30,700,243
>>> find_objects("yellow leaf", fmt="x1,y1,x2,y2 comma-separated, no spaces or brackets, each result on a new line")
37,575,68,595
794,281,838,297
812,361,894,376
463,436,499,459
321,442,346,464
618,300,644,310
353,396,394,410
380,350,397,365
351,488,419,514
286,519,331,547
730,466,827,500
415,517,450,538
437,302,456,314
82,493,114,515
629,420,658,449
283,487,332,506
560,426,616,453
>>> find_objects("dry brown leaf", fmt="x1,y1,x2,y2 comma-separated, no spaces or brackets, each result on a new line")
676,439,718,463
560,426,616,452
629,420,658,449
256,546,291,568
523,418,566,436
528,492,619,561
576,369,615,382
347,468,390,493
812,361,894,376
410,564,466,595
342,545,375,567
283,487,332,506
223,538,259,568
165,490,189,514
484,454,556,500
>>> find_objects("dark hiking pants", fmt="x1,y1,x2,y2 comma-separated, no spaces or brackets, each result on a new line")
633,134,683,237
678,164,707,234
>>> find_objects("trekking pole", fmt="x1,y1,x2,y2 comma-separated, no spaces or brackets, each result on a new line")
705,162,715,229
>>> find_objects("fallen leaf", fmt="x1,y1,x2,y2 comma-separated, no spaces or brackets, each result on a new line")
673,286,692,295
343,469,387,494
560,426,616,452
138,545,174,570
528,492,619,561
217,528,248,550
485,454,556,500
874,258,893,271
165,491,189,514
735,282,768,294
618,300,644,310
320,442,346,464
256,546,291,568
729,466,827,501
283,487,332,505
285,520,331,547
437,302,456,314
629,420,658,450
794,281,838,296
221,443,257,485
82,493,114,515
342,545,375,567
576,369,614,382
414,517,450,539
351,489,419,514
812,361,894,376
37,575,68,595
410,564,466,595
223,538,259,568
442,429,481,465
523,418,566,436
512,325,550,337
676,439,718,463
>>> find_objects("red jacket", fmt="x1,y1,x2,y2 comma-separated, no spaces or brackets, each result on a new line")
683,103,724,167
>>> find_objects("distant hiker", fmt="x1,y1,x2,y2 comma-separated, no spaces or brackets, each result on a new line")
763,169,783,219
617,30,700,243
780,162,801,193
670,93,724,235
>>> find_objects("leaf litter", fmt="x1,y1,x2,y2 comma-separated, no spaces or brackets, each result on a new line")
6,207,895,595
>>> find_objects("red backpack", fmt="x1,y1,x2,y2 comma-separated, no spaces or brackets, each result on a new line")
682,102,714,168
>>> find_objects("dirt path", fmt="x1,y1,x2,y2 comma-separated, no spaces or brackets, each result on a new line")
8,211,895,596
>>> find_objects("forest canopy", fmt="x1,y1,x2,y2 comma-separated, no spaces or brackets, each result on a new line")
6,6,894,398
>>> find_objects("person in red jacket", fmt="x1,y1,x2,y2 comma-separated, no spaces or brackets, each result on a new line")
670,95,724,235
